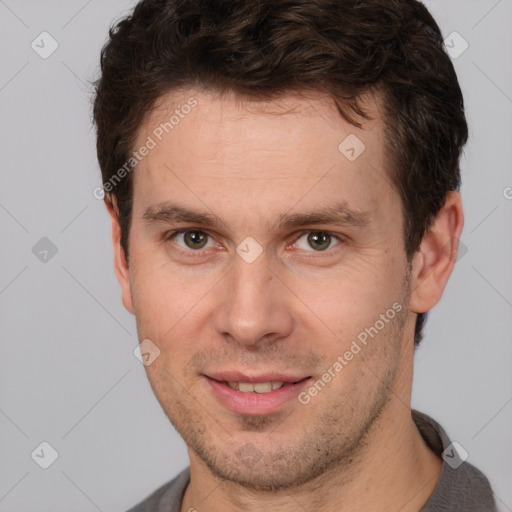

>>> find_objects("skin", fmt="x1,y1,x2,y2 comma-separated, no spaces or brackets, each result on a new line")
108,87,464,511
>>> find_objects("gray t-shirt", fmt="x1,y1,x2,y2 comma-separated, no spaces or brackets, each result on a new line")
127,410,497,512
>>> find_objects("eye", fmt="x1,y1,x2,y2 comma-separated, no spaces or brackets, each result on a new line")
295,231,341,252
170,230,216,251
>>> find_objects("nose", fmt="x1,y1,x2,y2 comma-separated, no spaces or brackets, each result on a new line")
213,254,294,347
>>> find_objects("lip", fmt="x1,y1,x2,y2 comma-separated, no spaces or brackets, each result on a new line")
204,374,312,415
206,371,308,384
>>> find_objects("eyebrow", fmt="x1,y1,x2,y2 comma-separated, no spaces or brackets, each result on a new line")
274,202,371,230
143,203,225,228
142,201,371,231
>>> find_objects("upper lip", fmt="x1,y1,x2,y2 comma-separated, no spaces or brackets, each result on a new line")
205,371,310,384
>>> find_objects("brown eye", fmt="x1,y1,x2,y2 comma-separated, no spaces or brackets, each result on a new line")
166,229,218,258
182,230,209,249
307,232,332,251
295,231,341,252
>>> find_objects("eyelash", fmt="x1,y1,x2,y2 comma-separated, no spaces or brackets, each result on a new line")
164,229,220,259
163,228,345,259
293,230,344,252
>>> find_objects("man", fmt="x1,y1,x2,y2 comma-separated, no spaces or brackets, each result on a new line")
93,0,497,510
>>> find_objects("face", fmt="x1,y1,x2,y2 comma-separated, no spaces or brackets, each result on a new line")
116,88,417,489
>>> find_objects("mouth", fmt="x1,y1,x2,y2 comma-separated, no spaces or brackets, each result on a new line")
223,380,304,393
204,372,312,415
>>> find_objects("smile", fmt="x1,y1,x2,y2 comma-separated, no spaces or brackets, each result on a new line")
205,374,312,415
226,381,291,392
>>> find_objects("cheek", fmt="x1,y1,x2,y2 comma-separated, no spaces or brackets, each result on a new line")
129,255,217,350
293,260,404,333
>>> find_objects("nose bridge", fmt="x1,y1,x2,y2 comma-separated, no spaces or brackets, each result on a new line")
229,255,274,322
234,251,272,293
214,253,293,345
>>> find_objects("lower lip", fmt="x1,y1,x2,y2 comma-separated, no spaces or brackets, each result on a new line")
206,377,312,415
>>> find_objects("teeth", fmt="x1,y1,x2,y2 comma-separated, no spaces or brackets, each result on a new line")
238,382,255,392
254,382,272,393
227,381,285,393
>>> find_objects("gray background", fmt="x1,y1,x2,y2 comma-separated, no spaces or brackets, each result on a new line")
0,0,511,510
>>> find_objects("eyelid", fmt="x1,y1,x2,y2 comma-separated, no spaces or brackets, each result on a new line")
164,228,346,257
164,228,218,257
165,227,214,242
291,230,345,252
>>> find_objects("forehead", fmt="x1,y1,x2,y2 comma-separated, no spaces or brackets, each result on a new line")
140,87,385,152
130,87,396,229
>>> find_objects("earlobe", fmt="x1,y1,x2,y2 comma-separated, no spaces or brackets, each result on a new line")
409,191,464,314
106,200,135,315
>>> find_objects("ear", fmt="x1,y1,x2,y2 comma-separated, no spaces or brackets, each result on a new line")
106,199,135,315
409,191,464,314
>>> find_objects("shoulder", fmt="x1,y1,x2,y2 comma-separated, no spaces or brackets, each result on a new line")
423,460,497,512
126,467,190,512
413,410,497,512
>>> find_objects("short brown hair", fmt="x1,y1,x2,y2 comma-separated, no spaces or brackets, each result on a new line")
93,0,468,346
